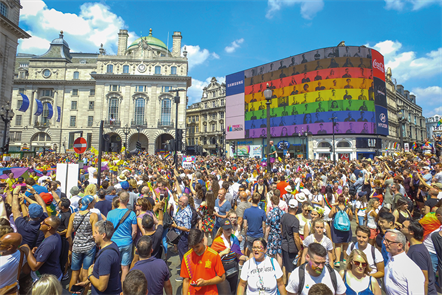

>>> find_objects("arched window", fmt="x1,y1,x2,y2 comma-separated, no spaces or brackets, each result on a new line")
134,98,145,125
73,71,79,79
32,132,51,142
107,64,113,73
0,2,8,17
42,102,50,125
171,66,177,75
123,65,129,74
108,98,119,121
161,98,171,125
318,142,331,148
155,66,161,74
337,141,351,147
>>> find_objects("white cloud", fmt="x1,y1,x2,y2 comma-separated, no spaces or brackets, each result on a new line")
384,0,441,10
187,76,226,105
18,0,138,54
182,45,219,70
368,40,442,83
411,86,442,116
266,0,324,20
225,38,244,53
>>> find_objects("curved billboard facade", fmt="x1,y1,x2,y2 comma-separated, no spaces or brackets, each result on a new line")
225,46,388,140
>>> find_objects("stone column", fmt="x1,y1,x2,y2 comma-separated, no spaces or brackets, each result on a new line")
29,90,36,125
52,91,58,126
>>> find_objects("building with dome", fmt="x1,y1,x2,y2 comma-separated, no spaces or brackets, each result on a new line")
9,29,191,154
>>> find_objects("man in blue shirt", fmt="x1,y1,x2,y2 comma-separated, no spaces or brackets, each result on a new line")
106,191,137,283
172,195,192,274
24,177,48,198
243,193,266,257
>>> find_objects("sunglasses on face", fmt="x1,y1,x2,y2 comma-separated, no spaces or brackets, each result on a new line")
352,261,367,267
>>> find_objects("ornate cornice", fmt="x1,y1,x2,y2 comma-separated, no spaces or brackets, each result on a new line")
91,73,192,87
0,15,30,39
13,79,95,86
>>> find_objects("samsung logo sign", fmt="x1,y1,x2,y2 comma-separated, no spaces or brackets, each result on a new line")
227,80,243,88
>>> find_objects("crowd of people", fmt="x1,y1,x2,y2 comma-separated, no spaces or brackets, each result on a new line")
0,140,442,295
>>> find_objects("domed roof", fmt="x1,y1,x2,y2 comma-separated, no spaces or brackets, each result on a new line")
51,31,69,48
127,28,168,51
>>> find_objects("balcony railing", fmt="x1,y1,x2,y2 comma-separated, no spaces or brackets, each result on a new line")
158,120,174,128
104,119,121,128
34,121,51,128
131,120,147,128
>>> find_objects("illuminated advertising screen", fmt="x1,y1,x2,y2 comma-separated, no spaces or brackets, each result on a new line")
225,46,389,138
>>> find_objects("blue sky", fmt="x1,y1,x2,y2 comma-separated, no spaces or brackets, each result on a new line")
17,0,442,117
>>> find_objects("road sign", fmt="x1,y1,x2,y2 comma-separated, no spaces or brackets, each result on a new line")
73,137,87,154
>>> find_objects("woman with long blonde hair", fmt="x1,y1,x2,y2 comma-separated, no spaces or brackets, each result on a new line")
31,274,63,295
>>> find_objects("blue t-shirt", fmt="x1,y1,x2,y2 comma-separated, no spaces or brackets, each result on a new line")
105,194,116,202
15,213,48,248
107,208,137,247
94,200,112,217
132,257,171,295
215,199,232,225
243,205,266,238
91,242,121,295
25,184,48,197
34,233,62,278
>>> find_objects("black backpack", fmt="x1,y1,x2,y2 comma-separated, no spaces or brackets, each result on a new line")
190,206,199,229
298,263,337,294
349,184,357,196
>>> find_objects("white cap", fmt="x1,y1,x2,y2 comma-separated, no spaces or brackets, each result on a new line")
289,199,298,209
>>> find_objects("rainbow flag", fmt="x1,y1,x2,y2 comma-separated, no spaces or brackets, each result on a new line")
21,147,29,151
437,118,442,128
412,142,417,150
323,195,332,210
393,142,398,149
164,153,171,159
211,234,242,257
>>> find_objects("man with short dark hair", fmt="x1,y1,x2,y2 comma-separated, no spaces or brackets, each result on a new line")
236,191,251,252
401,220,437,295
131,236,173,295
95,188,112,217
281,199,302,283
286,243,346,295
123,270,147,295
180,229,225,295
21,216,62,280
243,193,266,257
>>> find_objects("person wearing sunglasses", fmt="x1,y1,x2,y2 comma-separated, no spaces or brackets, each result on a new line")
339,249,381,295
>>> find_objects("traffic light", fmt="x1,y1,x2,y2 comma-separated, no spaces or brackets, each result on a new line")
176,129,183,151
232,142,236,150
136,141,141,150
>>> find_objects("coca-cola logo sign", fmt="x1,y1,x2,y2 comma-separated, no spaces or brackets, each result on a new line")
373,59,385,73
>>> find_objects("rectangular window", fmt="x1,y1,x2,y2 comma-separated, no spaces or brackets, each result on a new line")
87,133,92,149
15,115,22,126
90,89,95,96
110,85,119,91
123,65,129,74
19,88,25,94
88,116,94,127
136,85,144,92
68,133,75,148
196,126,199,133
71,101,77,110
72,89,78,96
221,100,225,106
212,101,216,107
171,66,177,75
155,66,161,74
89,101,94,110
19,72,25,79
15,132,22,141
196,116,199,121
220,112,224,118
107,64,113,73
42,90,52,97
204,126,207,132
73,72,79,79
70,116,76,127
17,100,23,109
163,86,171,93
212,124,216,132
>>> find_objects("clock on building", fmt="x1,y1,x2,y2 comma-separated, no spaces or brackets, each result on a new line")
138,63,147,73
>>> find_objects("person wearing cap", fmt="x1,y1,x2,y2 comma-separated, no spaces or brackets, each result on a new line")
281,198,302,282
0,232,28,294
11,186,48,249
211,218,247,294
105,186,117,202
69,186,81,212
21,215,62,281
119,181,140,212
66,195,99,292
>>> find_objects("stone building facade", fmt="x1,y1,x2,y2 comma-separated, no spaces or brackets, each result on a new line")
0,0,30,149
9,29,191,154
426,115,442,142
186,77,226,155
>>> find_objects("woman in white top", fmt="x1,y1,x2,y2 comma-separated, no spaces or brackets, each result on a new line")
296,203,312,239
237,238,287,295
304,207,333,243
301,219,334,265
365,198,380,246
355,193,368,226
309,188,324,209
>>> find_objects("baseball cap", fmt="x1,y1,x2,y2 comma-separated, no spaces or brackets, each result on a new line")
289,199,298,209
40,192,53,205
106,186,115,194
121,181,130,190
70,186,80,196
423,166,431,170
28,203,43,219
80,195,94,211
220,218,233,230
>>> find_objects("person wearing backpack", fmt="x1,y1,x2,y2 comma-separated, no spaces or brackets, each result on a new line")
286,243,346,295
329,195,353,268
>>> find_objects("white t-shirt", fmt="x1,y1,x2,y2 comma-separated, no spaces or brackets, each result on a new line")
286,264,346,295
37,176,50,185
423,226,442,254
355,201,367,217
70,195,80,211
346,242,383,274
0,250,27,289
240,256,283,295
303,235,333,263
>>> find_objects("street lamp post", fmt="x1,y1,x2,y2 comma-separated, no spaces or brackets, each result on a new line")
398,111,407,150
330,116,337,165
222,128,226,159
122,125,130,159
0,102,14,155
263,84,273,167
169,89,186,169
137,126,140,142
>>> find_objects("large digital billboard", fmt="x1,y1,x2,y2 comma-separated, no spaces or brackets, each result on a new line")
225,46,388,138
